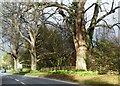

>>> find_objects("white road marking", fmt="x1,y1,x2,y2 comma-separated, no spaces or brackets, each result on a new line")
9,76,12,79
15,79,19,82
10,77,14,79
20,82,26,85
14,78,26,85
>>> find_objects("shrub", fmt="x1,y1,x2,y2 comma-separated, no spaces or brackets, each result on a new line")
30,70,40,73
22,68,31,72
8,70,16,74
87,39,120,74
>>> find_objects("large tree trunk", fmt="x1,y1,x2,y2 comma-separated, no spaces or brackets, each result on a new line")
74,0,88,71
12,47,20,71
73,26,88,71
75,45,87,71
13,58,19,71
30,47,37,70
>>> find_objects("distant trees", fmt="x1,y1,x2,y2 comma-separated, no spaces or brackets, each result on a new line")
0,53,12,69
0,3,23,71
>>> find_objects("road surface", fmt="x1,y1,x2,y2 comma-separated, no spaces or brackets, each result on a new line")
0,73,83,86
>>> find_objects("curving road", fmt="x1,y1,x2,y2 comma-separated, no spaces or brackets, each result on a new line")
0,73,83,86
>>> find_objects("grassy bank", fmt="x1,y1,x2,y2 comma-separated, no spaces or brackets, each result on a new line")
8,70,119,86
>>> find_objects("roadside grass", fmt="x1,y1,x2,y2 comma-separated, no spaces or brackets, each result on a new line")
119,76,120,85
8,70,119,85
48,70,98,76
75,75,119,85
26,70,48,76
7,70,17,74
8,70,48,76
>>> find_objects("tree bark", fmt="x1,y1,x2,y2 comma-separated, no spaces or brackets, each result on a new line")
75,45,87,71
13,58,19,71
30,47,37,70
74,0,88,71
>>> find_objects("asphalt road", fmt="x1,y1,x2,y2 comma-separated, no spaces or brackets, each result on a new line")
0,73,84,86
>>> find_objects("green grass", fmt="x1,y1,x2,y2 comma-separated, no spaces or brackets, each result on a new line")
8,70,48,76
48,70,98,76
7,70,17,74
118,76,120,86
26,71,48,76
9,70,98,76
76,75,119,85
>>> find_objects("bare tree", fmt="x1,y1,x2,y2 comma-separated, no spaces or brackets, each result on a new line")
0,3,23,71
15,2,48,70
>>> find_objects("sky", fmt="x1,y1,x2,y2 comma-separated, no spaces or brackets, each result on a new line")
0,0,120,56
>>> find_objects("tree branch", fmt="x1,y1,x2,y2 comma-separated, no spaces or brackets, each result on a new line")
97,6,120,24
17,25,31,44
95,23,120,29
84,3,96,13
